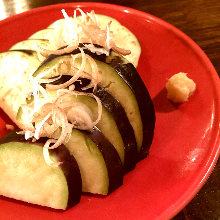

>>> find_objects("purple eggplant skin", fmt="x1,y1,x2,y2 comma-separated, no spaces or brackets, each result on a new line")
37,44,155,159
93,86,138,173
0,131,82,209
107,55,156,159
74,79,138,174
42,76,138,174
37,43,107,71
84,127,123,194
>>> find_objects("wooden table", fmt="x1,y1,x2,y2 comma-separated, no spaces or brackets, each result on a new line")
1,0,219,219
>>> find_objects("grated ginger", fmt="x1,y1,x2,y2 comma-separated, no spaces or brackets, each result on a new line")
166,72,196,103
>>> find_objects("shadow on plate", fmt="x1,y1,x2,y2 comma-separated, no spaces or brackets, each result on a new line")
152,88,178,113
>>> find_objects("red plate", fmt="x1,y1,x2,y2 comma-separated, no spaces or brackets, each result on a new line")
0,3,219,220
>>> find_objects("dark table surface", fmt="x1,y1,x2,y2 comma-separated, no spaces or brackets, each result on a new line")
0,0,219,219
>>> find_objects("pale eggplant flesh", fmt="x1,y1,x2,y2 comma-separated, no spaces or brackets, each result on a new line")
39,44,155,159
107,54,156,159
42,76,138,173
84,126,123,193
0,131,82,210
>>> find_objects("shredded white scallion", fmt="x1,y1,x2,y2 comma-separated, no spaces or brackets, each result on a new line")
43,146,62,167
34,112,52,139
19,8,132,166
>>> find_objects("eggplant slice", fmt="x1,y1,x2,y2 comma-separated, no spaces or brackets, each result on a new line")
43,76,138,173
0,131,82,210
35,45,155,159
0,13,155,211
85,126,123,194
64,128,123,195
